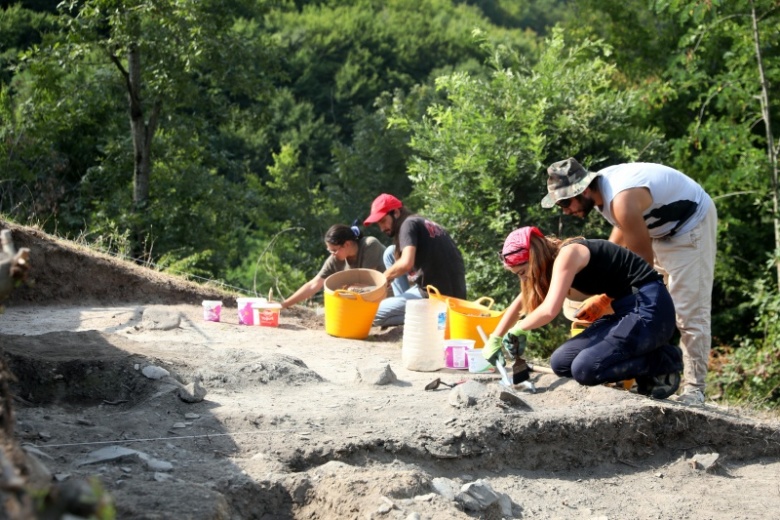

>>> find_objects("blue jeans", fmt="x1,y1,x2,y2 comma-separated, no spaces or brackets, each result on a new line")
373,245,424,327
549,280,683,385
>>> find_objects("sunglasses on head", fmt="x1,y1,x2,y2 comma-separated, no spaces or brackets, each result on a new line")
498,247,527,264
556,196,575,209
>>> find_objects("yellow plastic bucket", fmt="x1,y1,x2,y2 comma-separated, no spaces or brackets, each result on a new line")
571,320,590,336
427,285,495,312
427,286,500,341
446,298,505,349
324,289,380,339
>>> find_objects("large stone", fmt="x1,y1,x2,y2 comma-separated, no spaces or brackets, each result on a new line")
140,307,181,330
431,477,458,500
354,362,397,386
448,380,487,408
178,378,207,403
459,479,500,509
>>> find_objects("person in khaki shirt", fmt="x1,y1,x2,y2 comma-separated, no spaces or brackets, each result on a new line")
281,224,385,309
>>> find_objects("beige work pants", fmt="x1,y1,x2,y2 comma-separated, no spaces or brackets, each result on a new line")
652,199,717,391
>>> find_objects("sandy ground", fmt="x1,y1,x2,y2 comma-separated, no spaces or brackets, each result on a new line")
1,222,780,519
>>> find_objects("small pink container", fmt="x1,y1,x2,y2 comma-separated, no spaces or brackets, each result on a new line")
443,339,475,370
202,300,223,322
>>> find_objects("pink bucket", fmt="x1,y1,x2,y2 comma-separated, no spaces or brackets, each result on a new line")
202,300,223,322
237,297,268,325
443,339,475,370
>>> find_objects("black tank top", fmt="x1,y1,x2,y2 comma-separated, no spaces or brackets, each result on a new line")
569,239,662,300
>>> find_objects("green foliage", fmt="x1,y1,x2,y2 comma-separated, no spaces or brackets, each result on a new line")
4,0,780,410
329,97,416,225
0,4,59,85
637,0,780,406
4,0,281,267
227,143,341,299
652,0,780,346
556,0,687,80
268,0,536,132
716,278,780,407
459,0,569,34
75,221,134,261
394,30,660,302
226,229,311,300
1,54,125,230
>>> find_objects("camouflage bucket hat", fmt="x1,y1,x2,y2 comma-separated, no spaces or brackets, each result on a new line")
540,158,599,208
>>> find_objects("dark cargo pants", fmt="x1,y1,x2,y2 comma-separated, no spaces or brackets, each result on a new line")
550,280,683,386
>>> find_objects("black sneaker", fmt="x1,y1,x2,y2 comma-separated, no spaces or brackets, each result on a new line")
636,372,681,400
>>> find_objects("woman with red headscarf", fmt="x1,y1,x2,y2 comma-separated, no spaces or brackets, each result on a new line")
484,226,683,399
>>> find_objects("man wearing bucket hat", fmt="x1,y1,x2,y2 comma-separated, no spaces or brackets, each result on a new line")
541,158,717,406
364,193,466,327
485,226,684,399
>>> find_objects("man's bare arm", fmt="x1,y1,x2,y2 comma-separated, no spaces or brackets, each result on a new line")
383,245,416,282
609,188,654,264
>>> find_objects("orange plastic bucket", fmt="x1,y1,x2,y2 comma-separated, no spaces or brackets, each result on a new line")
324,289,380,339
446,298,505,349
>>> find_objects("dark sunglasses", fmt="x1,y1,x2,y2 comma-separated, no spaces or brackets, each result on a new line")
498,247,527,263
556,196,575,209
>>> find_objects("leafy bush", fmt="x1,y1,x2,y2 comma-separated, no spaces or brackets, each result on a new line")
713,277,780,407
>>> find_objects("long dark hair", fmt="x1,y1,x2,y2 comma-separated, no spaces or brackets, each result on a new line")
391,207,414,255
325,224,362,246
519,235,584,314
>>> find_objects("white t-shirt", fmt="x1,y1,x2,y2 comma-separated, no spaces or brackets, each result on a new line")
596,163,712,238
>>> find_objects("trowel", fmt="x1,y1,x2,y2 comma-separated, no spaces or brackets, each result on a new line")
424,377,466,391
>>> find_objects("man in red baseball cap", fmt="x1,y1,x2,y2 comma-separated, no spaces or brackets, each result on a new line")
363,194,404,226
365,193,466,327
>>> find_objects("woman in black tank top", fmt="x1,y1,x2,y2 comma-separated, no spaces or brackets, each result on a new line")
485,226,683,399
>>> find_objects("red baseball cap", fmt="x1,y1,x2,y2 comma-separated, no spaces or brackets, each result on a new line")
364,194,403,225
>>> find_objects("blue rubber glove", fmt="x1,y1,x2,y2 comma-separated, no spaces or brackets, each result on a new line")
482,335,505,367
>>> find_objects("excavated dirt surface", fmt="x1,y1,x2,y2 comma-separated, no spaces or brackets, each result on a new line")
2,222,780,519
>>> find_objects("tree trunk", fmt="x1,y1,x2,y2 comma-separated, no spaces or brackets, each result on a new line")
126,42,161,258
749,0,780,288
128,42,157,210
